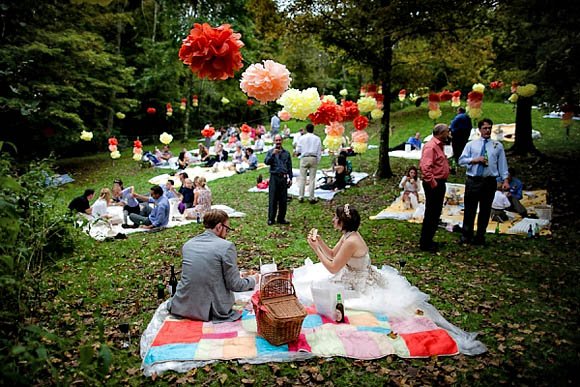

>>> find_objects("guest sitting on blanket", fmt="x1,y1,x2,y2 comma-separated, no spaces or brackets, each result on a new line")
168,209,258,322
162,179,179,200
244,147,258,170
491,183,511,223
231,144,244,165
253,134,265,152
504,167,528,218
205,142,228,167
388,132,422,152
112,179,141,226
320,154,348,191
398,166,421,209
155,145,173,162
91,188,121,224
177,151,189,170
198,143,210,163
185,177,212,220
178,178,195,209
68,188,95,216
124,185,170,229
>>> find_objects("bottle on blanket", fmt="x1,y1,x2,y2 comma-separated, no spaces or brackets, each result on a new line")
157,276,165,299
335,293,345,323
169,264,178,296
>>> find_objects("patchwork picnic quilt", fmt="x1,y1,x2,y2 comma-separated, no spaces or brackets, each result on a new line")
141,304,459,376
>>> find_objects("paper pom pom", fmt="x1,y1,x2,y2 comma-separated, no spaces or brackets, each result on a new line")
179,23,244,81
352,142,368,154
240,123,252,133
322,95,337,104
508,93,519,103
201,127,216,138
147,107,156,115
467,107,482,119
240,131,250,140
108,137,118,146
439,90,452,102
115,112,126,120
133,153,142,161
370,109,384,120
240,60,292,103
428,93,440,103
339,89,348,97
80,130,93,141
467,91,483,102
357,96,377,113
241,138,251,146
339,100,359,122
323,135,343,151
352,130,369,143
159,132,173,145
516,84,537,97
133,147,143,155
428,109,442,120
110,151,121,159
221,97,230,105
277,88,322,121
278,110,291,121
353,115,369,131
134,139,142,148
108,144,117,152
247,99,254,106
472,83,486,93
309,101,344,125
324,121,345,136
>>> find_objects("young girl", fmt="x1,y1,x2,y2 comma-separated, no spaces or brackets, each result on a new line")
398,166,420,209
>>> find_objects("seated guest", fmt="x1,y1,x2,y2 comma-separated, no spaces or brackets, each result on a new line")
491,183,512,222
162,179,179,200
205,142,228,167
112,179,141,226
253,134,265,152
168,210,258,322
185,177,212,220
92,188,122,224
124,185,170,229
155,145,173,162
398,166,421,209
198,143,210,163
389,132,422,152
177,151,189,170
231,145,244,165
321,154,348,191
244,147,258,170
178,178,195,209
504,167,528,218
68,189,95,216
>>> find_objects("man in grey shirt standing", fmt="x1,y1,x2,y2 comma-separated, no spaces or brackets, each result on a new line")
295,123,322,204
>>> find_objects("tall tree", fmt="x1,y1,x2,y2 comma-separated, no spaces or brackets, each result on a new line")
286,0,493,178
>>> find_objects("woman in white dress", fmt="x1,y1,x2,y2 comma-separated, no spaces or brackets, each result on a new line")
295,204,486,355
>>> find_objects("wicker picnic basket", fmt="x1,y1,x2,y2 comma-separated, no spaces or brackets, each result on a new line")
252,270,307,346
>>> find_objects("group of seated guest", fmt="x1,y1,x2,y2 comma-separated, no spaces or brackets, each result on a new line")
176,172,213,219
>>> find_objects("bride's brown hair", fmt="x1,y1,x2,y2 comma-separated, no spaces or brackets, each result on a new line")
336,204,360,232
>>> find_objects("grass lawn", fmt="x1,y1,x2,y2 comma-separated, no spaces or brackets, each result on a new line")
30,102,580,385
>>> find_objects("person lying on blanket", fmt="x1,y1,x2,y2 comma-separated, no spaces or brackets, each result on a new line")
168,210,259,322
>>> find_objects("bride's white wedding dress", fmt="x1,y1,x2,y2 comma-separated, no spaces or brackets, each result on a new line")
293,253,487,356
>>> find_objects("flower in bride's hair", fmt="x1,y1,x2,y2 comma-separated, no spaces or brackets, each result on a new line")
344,204,350,217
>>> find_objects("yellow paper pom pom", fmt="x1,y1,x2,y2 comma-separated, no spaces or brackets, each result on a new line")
339,89,348,97
508,93,519,103
352,142,368,154
370,109,384,120
323,135,343,151
80,130,93,141
110,151,121,159
221,97,230,105
472,83,486,93
159,132,173,145
467,107,482,119
277,88,322,121
428,109,442,120
322,95,337,104
115,112,126,120
356,96,378,113
516,84,537,97
132,153,142,161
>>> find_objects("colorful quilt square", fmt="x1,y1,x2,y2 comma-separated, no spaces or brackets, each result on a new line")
195,338,224,360
302,314,323,328
400,329,459,357
152,320,203,346
346,311,379,326
223,336,257,359
306,326,347,356
144,343,197,365
256,336,289,354
391,316,439,334
337,330,383,359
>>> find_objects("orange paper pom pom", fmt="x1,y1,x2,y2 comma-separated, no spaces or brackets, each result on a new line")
240,60,292,103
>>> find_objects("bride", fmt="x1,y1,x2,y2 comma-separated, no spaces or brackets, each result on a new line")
294,204,486,355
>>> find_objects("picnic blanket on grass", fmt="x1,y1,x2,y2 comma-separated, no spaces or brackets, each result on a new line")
140,300,460,376
370,183,551,236
248,169,368,201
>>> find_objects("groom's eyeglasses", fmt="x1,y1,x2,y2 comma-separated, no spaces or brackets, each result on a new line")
221,223,234,233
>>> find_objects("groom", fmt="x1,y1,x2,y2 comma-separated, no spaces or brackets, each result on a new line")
168,210,258,322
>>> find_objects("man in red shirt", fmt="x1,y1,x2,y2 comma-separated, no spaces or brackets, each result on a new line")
419,124,451,252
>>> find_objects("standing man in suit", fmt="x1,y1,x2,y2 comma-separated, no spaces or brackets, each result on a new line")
169,210,258,322
264,134,293,225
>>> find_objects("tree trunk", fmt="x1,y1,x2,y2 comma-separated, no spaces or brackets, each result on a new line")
511,96,537,155
377,33,393,179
